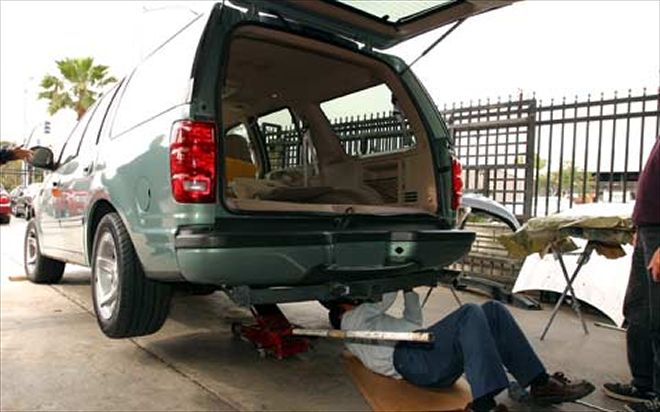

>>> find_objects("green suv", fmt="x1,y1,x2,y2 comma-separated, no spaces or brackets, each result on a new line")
26,0,511,338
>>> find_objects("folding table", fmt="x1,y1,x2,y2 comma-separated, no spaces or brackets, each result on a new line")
498,213,633,340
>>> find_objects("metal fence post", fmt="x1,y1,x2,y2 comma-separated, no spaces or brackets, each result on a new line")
523,100,537,221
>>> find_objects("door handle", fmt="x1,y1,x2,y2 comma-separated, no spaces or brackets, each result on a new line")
83,163,94,175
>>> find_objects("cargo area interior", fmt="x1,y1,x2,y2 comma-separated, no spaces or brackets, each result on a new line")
220,26,438,215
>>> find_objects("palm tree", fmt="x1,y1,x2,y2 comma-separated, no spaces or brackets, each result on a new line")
38,57,117,120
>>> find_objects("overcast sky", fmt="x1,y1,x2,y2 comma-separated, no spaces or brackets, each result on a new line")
1,0,658,145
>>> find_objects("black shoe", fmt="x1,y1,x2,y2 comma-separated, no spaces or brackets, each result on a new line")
603,383,657,403
625,398,660,412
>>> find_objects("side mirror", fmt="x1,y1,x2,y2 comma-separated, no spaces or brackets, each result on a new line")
30,146,56,170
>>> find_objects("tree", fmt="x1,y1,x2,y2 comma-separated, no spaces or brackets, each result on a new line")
38,57,117,120
536,160,595,199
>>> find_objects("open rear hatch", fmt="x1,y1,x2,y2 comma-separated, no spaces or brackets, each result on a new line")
233,0,516,49
219,0,516,217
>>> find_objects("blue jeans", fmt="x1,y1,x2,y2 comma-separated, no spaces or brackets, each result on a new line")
393,301,546,399
623,225,660,395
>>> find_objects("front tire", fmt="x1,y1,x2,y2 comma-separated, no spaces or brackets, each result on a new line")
91,213,172,338
24,220,65,283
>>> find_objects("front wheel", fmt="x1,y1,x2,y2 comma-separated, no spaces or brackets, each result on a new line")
91,213,172,338
24,220,65,283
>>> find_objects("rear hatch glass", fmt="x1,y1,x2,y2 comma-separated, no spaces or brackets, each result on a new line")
233,0,516,49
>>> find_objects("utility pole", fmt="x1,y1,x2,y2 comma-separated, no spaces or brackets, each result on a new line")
21,76,34,187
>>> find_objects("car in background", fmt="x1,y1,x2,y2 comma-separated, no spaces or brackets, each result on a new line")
11,183,42,219
0,186,10,224
459,193,521,231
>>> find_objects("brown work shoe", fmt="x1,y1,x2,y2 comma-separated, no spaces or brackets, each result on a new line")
530,372,595,404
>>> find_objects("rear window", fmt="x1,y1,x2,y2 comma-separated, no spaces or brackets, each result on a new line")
110,16,206,137
336,0,455,23
320,84,416,157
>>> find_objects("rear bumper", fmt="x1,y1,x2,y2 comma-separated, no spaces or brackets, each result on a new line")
0,205,10,215
174,227,475,290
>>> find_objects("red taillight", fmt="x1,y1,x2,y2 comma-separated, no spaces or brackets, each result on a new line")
0,195,8,204
170,120,216,203
451,157,463,210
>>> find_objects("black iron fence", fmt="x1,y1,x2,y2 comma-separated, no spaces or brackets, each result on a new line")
444,89,660,220
443,98,537,219
531,89,659,217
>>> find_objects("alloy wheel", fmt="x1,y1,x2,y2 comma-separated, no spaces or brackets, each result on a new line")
94,232,119,320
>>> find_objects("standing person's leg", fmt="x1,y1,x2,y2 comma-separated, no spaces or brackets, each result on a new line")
604,234,657,403
627,237,654,392
393,303,510,400
638,226,660,396
480,300,546,387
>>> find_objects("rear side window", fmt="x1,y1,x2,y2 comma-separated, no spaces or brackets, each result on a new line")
259,108,304,171
58,104,97,165
320,84,416,157
110,16,206,137
78,85,119,155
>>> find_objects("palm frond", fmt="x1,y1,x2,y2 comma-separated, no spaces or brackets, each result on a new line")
40,56,117,118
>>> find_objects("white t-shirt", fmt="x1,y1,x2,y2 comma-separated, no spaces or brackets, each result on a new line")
341,291,423,378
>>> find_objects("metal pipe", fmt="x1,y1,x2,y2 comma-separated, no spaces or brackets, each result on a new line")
291,329,434,343
594,322,626,333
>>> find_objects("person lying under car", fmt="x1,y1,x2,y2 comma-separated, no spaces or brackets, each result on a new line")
331,290,595,412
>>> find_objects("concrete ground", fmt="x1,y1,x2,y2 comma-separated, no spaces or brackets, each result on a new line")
1,217,632,411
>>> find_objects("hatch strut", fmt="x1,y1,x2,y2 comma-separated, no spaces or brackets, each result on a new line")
399,18,466,76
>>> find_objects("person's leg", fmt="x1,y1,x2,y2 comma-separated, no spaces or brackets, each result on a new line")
480,300,546,387
480,300,595,404
453,303,511,399
605,225,660,406
624,237,654,392
394,303,510,400
395,303,509,412
638,226,660,396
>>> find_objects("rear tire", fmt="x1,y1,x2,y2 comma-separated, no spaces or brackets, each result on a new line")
24,220,65,283
0,215,9,224
91,213,172,338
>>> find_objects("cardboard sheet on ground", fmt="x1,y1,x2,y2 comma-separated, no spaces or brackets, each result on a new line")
508,203,635,327
343,354,471,412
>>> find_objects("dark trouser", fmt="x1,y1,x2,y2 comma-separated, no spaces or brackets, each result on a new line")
623,225,660,395
393,301,546,400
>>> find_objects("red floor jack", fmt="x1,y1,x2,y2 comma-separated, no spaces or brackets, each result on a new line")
231,304,311,359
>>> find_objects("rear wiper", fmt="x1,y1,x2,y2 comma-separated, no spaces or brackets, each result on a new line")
398,18,466,76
